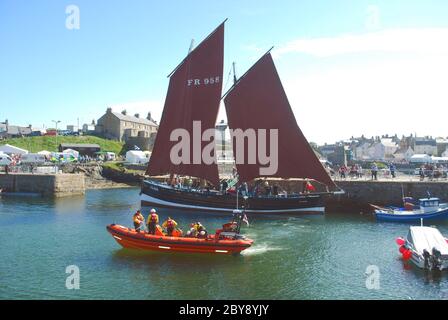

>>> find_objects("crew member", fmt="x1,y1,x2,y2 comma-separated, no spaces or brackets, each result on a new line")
147,208,159,235
162,217,178,236
195,222,208,238
133,210,145,232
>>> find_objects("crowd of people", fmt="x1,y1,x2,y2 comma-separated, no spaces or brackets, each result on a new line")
132,208,209,238
165,173,317,198
418,164,448,181
335,162,448,181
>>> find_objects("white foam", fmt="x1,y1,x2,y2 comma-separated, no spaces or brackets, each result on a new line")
241,243,284,256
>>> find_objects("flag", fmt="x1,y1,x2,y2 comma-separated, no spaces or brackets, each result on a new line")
242,213,249,226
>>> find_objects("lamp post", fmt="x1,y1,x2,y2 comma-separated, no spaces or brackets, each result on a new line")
52,120,61,151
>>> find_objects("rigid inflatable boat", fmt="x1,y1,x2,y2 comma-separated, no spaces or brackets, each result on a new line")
107,216,253,255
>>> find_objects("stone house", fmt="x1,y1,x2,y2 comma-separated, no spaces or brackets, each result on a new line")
95,108,158,144
414,137,437,156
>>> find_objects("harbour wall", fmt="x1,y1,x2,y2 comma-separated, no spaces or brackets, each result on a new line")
257,178,448,213
326,180,448,213
0,173,85,197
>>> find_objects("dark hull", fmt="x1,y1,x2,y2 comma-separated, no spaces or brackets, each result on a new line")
140,180,329,214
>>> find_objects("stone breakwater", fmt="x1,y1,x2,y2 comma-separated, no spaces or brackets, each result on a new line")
0,173,85,197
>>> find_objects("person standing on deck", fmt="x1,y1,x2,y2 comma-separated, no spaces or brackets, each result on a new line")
146,208,159,235
133,210,145,232
162,217,178,236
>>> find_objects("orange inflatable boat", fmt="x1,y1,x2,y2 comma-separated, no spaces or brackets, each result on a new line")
106,223,253,255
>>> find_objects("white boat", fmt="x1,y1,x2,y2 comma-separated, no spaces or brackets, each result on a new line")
396,225,448,270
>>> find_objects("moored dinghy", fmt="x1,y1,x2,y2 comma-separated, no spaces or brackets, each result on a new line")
396,225,448,270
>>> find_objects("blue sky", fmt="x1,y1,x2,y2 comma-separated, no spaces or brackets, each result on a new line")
1,0,448,143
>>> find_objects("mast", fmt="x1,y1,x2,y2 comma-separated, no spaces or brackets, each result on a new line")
232,62,237,84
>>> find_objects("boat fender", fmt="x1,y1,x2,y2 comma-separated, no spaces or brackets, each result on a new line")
402,249,412,261
399,246,406,254
396,237,405,246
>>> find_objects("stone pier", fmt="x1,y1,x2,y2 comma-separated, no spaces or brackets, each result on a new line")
0,173,85,197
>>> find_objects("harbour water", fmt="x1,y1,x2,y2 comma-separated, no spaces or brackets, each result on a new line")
1,188,448,300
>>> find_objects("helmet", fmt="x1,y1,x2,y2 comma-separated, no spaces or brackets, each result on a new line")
150,208,156,213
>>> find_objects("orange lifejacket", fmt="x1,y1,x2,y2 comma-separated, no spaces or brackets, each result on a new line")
133,213,143,224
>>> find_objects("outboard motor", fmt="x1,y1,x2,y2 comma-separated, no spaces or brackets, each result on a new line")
431,247,442,271
423,249,431,269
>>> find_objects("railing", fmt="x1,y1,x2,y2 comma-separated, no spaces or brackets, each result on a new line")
333,168,448,182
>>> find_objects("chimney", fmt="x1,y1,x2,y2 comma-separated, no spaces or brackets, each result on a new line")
121,109,127,115
106,107,112,114
147,112,152,121
91,119,96,125
134,113,140,118
28,124,32,129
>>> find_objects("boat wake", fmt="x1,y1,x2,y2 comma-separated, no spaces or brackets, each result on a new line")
241,243,284,256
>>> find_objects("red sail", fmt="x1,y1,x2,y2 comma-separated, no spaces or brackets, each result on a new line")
224,53,336,188
146,23,224,186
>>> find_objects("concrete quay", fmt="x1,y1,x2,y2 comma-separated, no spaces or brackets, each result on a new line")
0,173,85,197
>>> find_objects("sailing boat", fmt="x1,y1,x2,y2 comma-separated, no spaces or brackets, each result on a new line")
141,21,340,214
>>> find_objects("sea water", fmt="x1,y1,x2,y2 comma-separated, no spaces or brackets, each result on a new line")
1,188,448,300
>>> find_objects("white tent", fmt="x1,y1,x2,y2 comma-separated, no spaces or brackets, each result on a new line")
62,148,80,158
432,157,448,164
37,150,52,156
126,150,149,164
0,144,29,155
409,154,432,163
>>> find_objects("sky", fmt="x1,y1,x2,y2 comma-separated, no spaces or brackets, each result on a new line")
1,0,448,144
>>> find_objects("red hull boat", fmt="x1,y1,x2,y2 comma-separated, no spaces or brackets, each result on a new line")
107,224,253,255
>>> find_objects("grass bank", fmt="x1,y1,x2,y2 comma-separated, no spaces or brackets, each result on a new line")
1,135,125,154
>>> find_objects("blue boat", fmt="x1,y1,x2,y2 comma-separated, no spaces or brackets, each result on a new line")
374,198,448,222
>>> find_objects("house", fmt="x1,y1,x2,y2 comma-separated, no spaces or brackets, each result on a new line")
436,138,448,156
414,137,437,156
95,108,158,143
442,148,448,158
354,141,372,160
0,120,32,139
393,146,414,162
381,138,399,159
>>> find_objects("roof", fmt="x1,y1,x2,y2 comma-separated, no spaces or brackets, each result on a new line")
0,144,29,154
415,138,437,146
112,112,158,127
380,138,397,147
60,143,100,149
409,226,448,256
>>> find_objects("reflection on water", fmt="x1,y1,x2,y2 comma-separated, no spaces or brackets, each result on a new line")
2,187,448,299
